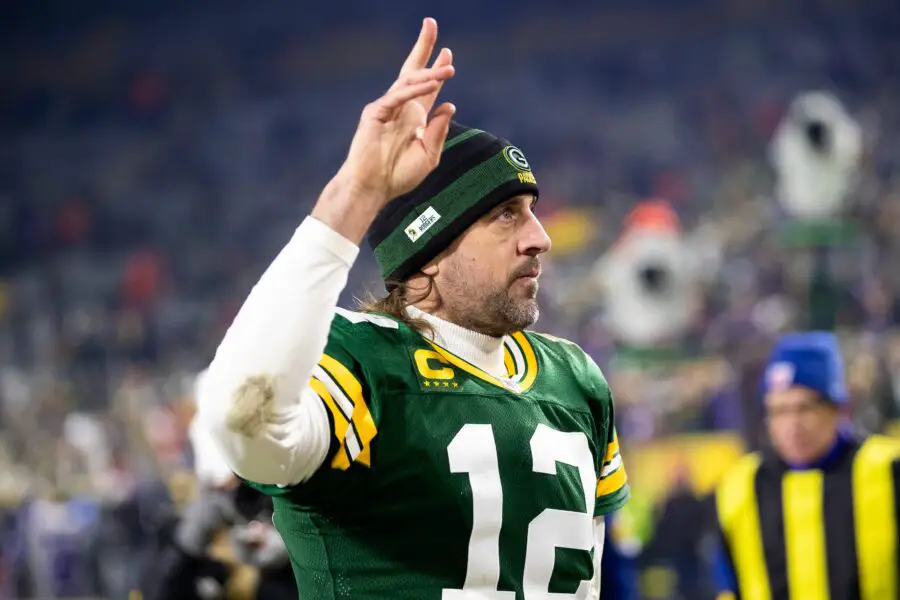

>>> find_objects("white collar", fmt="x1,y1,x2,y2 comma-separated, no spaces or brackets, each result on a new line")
406,305,508,378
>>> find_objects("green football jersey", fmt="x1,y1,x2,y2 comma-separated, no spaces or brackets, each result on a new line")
246,308,630,599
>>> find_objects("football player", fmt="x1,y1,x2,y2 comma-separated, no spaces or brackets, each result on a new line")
198,17,629,599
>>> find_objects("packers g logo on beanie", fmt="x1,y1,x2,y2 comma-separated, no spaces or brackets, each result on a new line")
503,146,530,172
366,122,540,286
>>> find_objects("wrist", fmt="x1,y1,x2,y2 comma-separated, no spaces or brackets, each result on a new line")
332,166,391,208
311,171,386,245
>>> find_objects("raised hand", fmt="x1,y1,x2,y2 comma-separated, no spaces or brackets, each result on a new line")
339,17,456,205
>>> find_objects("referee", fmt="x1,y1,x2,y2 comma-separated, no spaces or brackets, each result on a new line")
712,331,900,600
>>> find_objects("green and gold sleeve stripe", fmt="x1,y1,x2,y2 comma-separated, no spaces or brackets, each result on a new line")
308,353,377,470
596,431,627,498
308,376,352,470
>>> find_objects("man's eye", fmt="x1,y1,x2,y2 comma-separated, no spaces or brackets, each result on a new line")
496,208,515,222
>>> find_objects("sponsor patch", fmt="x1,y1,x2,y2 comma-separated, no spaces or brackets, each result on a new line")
405,206,441,242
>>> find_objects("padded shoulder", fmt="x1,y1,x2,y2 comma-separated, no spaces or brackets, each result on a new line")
528,330,610,398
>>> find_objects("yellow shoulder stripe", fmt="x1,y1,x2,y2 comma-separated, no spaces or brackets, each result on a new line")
603,430,621,463
314,354,378,468
596,465,627,498
597,429,626,497
853,435,900,600
308,377,351,470
716,453,769,600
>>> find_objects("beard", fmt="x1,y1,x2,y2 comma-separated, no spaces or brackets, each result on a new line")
479,282,540,336
442,261,541,337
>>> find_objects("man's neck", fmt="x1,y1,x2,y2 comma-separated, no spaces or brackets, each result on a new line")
406,305,507,378
783,428,851,471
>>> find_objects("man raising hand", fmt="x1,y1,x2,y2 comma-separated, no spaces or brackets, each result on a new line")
199,17,629,600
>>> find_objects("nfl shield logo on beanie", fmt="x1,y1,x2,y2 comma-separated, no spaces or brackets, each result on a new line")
766,361,796,392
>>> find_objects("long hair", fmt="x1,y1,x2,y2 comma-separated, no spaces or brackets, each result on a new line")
356,277,436,338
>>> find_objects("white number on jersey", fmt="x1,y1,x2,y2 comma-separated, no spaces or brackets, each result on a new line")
442,424,597,600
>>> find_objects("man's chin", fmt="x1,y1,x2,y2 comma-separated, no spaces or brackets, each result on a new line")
513,277,540,299
513,300,540,330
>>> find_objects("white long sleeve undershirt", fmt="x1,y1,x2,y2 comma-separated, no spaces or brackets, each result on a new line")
196,215,606,587
197,216,356,486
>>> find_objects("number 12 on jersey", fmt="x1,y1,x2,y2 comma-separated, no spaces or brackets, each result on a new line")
443,424,599,599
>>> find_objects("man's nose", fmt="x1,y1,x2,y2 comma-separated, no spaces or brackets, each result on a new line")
519,213,552,256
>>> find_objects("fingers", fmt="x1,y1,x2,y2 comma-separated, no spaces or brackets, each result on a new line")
400,17,438,75
422,102,457,162
417,48,453,110
369,62,455,123
432,47,453,70
393,63,455,90
367,81,441,122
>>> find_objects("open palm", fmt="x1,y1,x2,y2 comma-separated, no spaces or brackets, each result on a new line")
342,18,456,204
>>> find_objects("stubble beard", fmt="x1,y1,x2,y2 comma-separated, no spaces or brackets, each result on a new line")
448,278,540,338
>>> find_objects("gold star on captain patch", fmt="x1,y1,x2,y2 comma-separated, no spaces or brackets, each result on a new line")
452,382,459,388
442,381,450,387
424,381,431,387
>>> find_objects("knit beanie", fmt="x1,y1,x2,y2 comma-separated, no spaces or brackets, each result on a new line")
366,121,539,286
762,331,848,404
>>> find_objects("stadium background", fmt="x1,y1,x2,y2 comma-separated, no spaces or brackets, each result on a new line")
1,0,899,597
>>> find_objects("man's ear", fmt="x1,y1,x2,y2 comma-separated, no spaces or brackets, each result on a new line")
837,403,853,420
421,261,439,277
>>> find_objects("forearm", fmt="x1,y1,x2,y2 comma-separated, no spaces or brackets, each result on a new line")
198,206,360,484
311,169,384,245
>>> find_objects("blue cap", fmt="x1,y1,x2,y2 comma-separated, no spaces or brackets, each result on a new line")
762,331,847,404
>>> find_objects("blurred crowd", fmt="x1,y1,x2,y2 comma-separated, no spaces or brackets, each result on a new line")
1,0,900,597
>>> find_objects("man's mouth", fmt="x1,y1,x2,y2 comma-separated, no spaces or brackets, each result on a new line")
515,268,541,281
